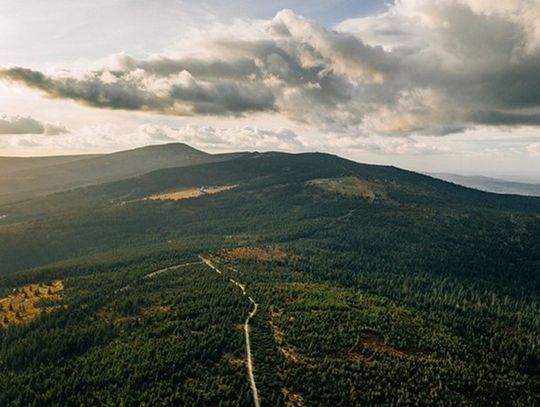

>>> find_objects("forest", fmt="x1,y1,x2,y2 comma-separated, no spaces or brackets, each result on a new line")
0,151,539,405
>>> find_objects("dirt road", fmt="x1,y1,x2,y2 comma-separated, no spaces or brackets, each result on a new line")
200,256,261,407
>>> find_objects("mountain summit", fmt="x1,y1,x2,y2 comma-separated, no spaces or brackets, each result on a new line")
0,143,245,204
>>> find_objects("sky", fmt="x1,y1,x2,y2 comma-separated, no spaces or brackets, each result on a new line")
1,0,540,180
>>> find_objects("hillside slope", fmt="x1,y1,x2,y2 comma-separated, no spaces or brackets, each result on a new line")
1,148,539,405
2,151,539,277
0,154,101,175
0,143,245,204
17,151,538,213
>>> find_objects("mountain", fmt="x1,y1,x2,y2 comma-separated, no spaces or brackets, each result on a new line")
2,150,539,274
1,147,539,405
429,172,540,196
0,154,101,175
0,143,245,204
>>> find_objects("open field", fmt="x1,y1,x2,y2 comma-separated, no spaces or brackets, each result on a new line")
149,185,238,201
0,280,63,327
307,176,385,201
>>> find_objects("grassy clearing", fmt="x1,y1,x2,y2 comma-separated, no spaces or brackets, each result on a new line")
149,185,238,201
98,303,173,325
307,176,386,201
221,246,288,262
0,280,63,327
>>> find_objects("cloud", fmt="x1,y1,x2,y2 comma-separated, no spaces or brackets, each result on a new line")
336,0,540,130
138,123,303,151
526,143,540,157
2,4,540,136
0,114,69,135
15,138,42,147
0,115,43,134
313,132,454,156
0,122,304,155
0,64,275,116
43,122,70,136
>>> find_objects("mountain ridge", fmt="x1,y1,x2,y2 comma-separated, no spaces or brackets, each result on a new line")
0,154,101,175
0,143,247,204
2,148,540,273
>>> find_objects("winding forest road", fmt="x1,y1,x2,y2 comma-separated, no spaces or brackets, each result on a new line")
116,258,261,406
200,256,261,407
114,262,199,294
244,296,260,407
144,262,200,279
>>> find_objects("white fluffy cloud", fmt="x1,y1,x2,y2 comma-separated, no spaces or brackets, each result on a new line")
0,123,304,154
2,3,540,138
138,123,303,151
527,143,540,157
0,114,69,135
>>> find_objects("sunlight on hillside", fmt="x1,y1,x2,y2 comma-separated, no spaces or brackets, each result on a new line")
0,280,63,327
149,185,238,201
307,176,386,201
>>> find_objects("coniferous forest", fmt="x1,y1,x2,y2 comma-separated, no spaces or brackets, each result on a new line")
1,150,539,405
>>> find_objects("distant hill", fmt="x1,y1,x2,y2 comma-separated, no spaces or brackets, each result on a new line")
0,143,246,204
0,154,100,175
54,151,540,213
429,172,540,196
3,150,540,272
